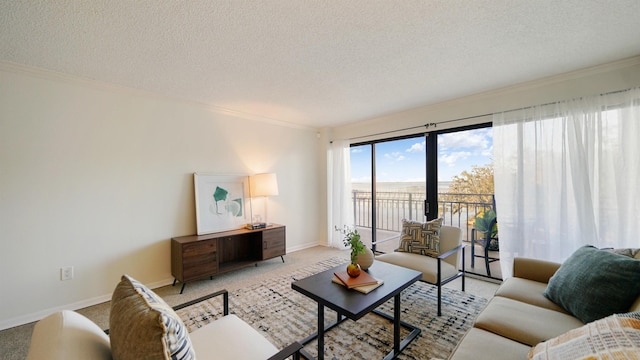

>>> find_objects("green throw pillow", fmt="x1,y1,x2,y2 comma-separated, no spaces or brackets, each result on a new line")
544,245,640,324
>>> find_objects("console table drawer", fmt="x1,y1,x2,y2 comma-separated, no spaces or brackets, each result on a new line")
263,227,285,243
183,257,218,279
183,240,216,257
263,227,285,259
182,240,217,279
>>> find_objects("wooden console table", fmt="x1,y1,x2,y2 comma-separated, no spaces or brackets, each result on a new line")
171,224,286,293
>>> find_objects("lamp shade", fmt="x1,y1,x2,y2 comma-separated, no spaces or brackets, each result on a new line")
250,173,279,197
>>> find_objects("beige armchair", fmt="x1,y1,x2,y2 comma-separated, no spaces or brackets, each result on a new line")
27,284,310,360
375,225,465,316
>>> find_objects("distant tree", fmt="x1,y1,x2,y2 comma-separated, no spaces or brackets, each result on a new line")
447,164,494,198
441,164,494,214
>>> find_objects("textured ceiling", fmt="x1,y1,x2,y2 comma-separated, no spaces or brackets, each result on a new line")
2,1,640,128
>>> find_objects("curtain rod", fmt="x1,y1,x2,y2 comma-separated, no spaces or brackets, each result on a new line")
347,112,491,141
345,87,635,141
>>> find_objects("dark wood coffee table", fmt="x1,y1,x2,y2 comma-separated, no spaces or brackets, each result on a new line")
291,261,422,360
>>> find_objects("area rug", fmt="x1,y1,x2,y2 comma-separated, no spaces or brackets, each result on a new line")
175,258,488,360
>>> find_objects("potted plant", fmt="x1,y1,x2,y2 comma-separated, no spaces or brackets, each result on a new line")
474,209,499,251
338,226,367,277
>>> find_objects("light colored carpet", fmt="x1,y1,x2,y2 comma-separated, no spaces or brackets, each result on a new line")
0,245,499,359
177,257,489,359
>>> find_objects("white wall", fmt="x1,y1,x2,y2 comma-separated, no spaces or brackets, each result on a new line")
0,65,322,329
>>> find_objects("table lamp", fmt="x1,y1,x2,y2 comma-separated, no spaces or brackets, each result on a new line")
247,173,279,229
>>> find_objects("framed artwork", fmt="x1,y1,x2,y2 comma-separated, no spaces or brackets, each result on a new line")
194,173,250,235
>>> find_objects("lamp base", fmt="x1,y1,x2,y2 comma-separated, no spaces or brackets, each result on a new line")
246,223,266,230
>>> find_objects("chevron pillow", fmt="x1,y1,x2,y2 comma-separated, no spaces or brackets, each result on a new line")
396,218,443,257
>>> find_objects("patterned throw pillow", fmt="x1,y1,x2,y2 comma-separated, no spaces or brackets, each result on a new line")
528,312,640,360
396,218,443,257
608,248,640,259
110,275,196,360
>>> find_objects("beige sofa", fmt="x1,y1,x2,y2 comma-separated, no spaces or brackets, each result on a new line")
449,255,640,360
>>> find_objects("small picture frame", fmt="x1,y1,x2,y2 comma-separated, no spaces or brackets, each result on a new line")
194,173,250,235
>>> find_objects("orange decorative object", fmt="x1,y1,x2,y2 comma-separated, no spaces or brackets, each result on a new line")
346,263,361,277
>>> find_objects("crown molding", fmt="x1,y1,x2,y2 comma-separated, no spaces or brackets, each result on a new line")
452,55,640,104
401,55,640,115
0,61,317,132
333,56,640,141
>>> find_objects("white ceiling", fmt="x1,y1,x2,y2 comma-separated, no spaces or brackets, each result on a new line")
2,1,640,129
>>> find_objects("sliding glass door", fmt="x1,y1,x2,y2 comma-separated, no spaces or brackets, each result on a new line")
349,124,498,278
350,143,372,246
350,135,427,253
436,125,497,278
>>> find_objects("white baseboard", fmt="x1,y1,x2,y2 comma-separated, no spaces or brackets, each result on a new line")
0,244,326,331
0,278,175,331
0,293,111,331
286,241,325,253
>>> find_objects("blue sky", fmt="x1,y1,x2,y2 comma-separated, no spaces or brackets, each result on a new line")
351,127,493,182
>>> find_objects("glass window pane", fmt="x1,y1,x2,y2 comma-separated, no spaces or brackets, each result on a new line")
437,127,497,278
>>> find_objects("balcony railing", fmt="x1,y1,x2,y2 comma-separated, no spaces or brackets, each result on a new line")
352,190,494,242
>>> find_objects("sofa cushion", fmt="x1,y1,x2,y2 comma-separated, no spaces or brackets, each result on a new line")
543,245,640,324
495,277,569,314
512,257,561,284
374,251,458,283
449,328,531,360
527,312,640,360
396,218,443,256
26,310,111,360
474,296,584,346
189,314,279,359
110,274,195,360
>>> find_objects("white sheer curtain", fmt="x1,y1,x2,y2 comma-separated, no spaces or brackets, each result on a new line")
493,87,640,278
327,140,353,249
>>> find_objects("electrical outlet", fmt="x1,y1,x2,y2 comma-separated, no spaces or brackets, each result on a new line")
60,266,74,281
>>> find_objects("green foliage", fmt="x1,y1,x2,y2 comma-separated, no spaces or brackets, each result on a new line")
442,164,494,214
336,226,365,264
474,210,499,250
475,210,498,238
